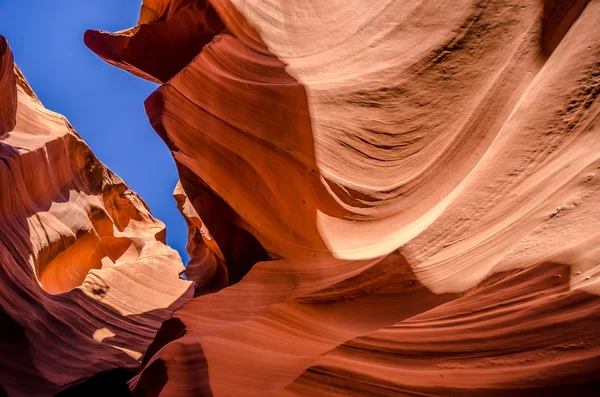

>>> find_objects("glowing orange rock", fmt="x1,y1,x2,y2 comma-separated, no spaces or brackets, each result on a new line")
0,36,193,396
67,0,600,394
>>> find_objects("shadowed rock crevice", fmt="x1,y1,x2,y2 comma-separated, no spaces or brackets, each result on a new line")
540,0,590,57
55,369,136,397
174,163,268,289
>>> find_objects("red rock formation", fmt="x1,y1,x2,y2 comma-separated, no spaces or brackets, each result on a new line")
283,262,600,397
0,37,193,396
21,0,600,395
84,0,600,395
0,37,17,135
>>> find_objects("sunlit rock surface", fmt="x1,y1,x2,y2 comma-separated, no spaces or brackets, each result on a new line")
83,0,600,395
0,36,193,396
3,0,600,395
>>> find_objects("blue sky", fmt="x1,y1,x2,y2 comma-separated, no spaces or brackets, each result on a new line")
0,0,190,261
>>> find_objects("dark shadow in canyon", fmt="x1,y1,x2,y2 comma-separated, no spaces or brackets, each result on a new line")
540,0,590,58
55,368,136,397
129,318,213,396
175,163,268,287
53,305,206,397
0,306,55,395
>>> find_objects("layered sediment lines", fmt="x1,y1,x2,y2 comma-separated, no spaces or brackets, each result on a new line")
76,0,600,395
0,38,193,396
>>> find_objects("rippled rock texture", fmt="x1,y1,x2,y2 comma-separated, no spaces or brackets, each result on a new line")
2,0,600,395
0,36,193,396
83,0,600,395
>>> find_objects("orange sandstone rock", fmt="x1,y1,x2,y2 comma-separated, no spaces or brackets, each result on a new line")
52,0,600,395
0,36,193,396
0,36,17,135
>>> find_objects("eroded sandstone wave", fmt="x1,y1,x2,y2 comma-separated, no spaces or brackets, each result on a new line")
1,0,599,395
0,36,193,396
83,0,600,395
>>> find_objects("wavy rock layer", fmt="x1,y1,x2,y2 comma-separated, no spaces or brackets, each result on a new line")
84,0,599,395
0,38,193,396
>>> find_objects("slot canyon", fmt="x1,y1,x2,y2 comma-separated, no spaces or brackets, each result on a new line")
1,0,599,396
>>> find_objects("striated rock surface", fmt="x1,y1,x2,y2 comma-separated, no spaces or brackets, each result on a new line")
0,37,193,396
0,37,17,135
5,0,598,395
84,0,600,395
